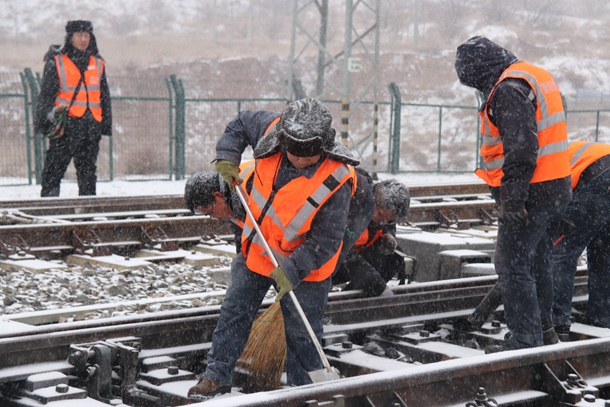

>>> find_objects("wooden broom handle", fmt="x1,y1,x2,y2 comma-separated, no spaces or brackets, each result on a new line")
234,183,333,372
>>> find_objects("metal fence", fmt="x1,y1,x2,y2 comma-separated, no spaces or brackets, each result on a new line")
2,72,610,187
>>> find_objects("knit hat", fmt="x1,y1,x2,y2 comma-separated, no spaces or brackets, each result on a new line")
66,20,93,34
277,98,334,157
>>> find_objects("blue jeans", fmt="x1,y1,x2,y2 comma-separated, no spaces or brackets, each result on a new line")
495,205,565,348
552,170,610,329
203,253,331,386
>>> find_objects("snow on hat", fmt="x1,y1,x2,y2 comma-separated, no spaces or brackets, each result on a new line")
66,20,93,34
277,98,333,157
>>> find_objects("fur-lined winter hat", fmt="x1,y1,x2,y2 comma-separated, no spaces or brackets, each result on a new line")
66,20,93,34
253,98,359,166
277,98,333,157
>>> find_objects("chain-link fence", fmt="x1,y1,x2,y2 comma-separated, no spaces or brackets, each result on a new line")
0,71,31,186
2,72,610,187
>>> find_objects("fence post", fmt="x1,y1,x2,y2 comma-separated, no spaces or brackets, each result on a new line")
165,78,174,180
387,82,401,174
23,68,43,184
596,110,600,142
169,75,185,180
437,106,442,172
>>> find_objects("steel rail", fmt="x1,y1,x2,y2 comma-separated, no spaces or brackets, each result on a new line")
0,215,231,256
0,200,496,254
0,183,489,215
200,338,610,407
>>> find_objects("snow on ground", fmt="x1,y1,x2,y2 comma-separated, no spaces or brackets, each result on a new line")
0,173,483,201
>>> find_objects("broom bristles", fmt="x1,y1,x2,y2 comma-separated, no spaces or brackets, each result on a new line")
236,302,287,391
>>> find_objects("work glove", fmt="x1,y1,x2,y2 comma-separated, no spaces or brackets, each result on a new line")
378,233,397,256
214,160,242,192
498,208,528,228
271,265,293,302
45,105,68,139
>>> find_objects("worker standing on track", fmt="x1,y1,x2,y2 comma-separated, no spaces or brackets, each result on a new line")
35,20,112,197
455,36,572,352
187,98,357,400
552,141,610,337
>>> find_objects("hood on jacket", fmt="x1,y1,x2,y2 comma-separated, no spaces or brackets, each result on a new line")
455,36,518,99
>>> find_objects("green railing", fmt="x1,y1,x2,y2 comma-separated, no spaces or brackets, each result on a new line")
2,72,610,187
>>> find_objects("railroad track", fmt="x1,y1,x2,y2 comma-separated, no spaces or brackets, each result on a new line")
1,183,608,407
0,275,605,407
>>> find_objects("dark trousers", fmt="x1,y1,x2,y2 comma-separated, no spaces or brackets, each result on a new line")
552,170,610,328
333,250,403,297
203,254,330,387
495,205,565,348
41,114,102,197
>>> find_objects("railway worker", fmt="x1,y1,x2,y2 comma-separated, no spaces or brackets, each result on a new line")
184,167,407,298
187,98,359,400
34,20,112,197
332,176,410,297
552,141,610,336
185,170,247,253
455,36,572,352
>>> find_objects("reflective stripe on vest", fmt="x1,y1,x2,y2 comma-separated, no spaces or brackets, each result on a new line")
568,141,610,190
241,153,353,282
476,61,570,187
481,140,570,172
242,161,352,244
54,54,104,122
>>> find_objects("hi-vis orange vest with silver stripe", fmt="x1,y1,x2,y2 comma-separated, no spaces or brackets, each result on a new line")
54,54,104,122
241,153,354,281
568,141,610,190
475,61,570,187
354,228,384,253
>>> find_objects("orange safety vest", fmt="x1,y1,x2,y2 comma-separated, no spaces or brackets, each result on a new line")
241,153,354,281
475,61,570,187
54,54,104,122
229,118,289,230
354,228,384,253
568,141,610,190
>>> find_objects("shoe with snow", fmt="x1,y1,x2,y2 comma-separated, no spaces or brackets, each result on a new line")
555,325,570,342
187,377,230,400
543,327,559,345
485,342,519,354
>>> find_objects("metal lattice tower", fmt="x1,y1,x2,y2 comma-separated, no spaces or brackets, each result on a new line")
287,0,381,177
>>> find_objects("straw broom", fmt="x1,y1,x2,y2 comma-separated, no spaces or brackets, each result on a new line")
236,302,286,392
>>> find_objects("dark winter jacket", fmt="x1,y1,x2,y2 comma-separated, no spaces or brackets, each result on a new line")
333,220,401,297
215,110,353,286
455,36,571,210
34,35,112,136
